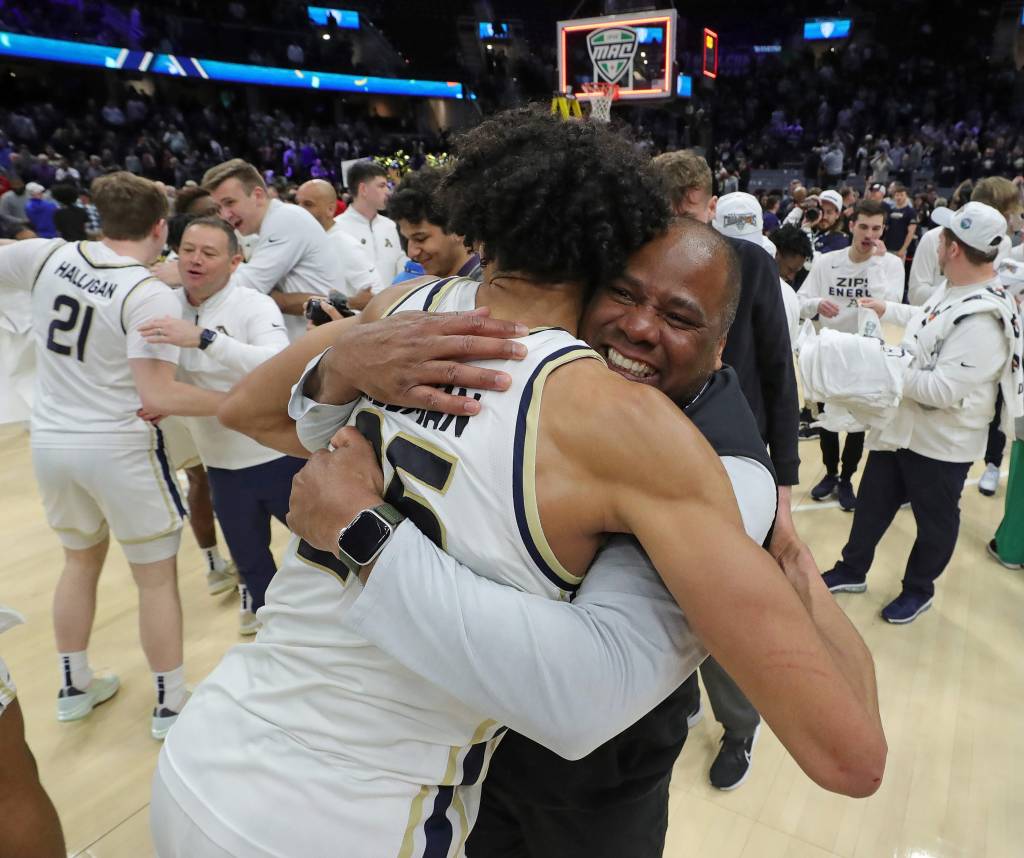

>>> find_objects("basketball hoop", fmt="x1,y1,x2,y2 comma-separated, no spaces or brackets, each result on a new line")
580,82,619,123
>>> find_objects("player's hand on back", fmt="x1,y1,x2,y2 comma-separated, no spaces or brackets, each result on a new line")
139,315,202,348
287,427,385,554
320,308,529,416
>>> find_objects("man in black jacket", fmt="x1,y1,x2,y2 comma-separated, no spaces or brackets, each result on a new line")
651,149,801,789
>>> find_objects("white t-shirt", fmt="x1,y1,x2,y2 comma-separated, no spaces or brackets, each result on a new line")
779,278,800,343
0,239,180,449
230,199,337,340
174,284,290,470
799,248,904,333
333,207,408,291
325,221,379,299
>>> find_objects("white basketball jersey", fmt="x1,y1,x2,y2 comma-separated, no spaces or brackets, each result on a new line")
161,277,602,854
29,241,180,448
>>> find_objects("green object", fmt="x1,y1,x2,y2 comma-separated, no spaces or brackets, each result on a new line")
994,440,1024,564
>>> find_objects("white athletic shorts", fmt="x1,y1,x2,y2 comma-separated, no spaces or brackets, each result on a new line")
160,417,202,471
0,657,15,717
31,445,184,564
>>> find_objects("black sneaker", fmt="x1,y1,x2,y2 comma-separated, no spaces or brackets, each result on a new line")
822,567,867,593
988,538,1024,570
709,723,761,790
881,592,933,624
798,423,820,441
811,474,839,500
836,480,856,511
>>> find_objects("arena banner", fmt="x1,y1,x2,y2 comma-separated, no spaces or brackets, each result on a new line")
0,31,465,99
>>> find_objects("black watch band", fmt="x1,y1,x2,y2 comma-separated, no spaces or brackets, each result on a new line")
198,328,218,350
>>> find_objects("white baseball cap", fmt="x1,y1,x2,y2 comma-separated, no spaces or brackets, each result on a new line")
25,182,45,196
819,189,843,212
714,192,763,242
931,202,1006,254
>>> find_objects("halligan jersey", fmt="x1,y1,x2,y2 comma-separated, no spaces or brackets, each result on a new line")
160,277,602,855
799,247,904,333
27,241,181,448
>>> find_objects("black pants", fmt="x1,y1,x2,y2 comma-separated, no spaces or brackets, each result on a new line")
832,449,970,598
205,455,304,611
985,391,1006,467
698,657,760,739
467,772,671,858
819,429,865,480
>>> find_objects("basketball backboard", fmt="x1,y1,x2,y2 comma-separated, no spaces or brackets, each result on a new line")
556,9,677,103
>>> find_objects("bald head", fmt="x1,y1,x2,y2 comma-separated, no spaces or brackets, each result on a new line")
296,179,338,230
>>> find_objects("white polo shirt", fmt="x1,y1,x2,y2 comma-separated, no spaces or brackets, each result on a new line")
230,199,338,340
333,207,408,291
174,283,290,470
325,221,379,299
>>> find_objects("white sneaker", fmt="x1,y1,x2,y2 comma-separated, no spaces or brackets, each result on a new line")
206,559,238,595
238,585,261,636
56,672,120,722
151,691,191,740
979,463,1000,496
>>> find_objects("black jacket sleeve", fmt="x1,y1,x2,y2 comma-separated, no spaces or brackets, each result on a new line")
720,238,800,486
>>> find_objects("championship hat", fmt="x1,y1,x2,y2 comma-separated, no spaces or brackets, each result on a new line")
819,189,843,212
713,192,776,254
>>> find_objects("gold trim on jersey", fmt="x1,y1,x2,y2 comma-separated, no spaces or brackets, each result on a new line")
76,242,149,271
117,523,183,545
425,277,463,311
146,432,184,534
30,240,67,292
120,276,162,334
520,348,602,590
397,785,431,858
293,540,352,587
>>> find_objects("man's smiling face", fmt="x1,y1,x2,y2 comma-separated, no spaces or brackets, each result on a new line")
581,222,734,404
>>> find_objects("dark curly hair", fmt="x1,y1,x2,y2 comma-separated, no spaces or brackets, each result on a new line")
769,224,813,260
442,107,669,295
387,166,450,229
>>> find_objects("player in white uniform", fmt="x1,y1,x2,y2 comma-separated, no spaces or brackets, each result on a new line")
153,112,886,857
800,199,905,509
202,159,339,341
0,173,223,739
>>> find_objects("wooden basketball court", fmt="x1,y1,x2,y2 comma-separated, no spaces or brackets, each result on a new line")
1,418,1021,858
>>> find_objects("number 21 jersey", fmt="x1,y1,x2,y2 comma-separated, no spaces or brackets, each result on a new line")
29,240,180,448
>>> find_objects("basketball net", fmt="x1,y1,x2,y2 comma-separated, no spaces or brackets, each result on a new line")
580,82,619,123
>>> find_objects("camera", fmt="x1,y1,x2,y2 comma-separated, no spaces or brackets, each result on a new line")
305,290,355,325
803,206,821,225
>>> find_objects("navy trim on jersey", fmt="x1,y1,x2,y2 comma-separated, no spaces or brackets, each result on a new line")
512,344,595,594
421,786,455,858
154,427,188,519
76,242,148,271
460,740,489,786
420,276,455,310
296,538,351,583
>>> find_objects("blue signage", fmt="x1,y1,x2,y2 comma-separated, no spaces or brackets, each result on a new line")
803,19,852,40
676,73,692,98
306,7,360,29
0,31,464,99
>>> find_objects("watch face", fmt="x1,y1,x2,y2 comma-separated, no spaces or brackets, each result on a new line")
338,511,392,565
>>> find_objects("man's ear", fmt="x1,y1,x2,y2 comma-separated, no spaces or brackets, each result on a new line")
707,195,718,222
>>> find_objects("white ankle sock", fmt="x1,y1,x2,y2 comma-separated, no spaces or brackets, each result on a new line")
59,651,92,690
154,665,187,713
201,545,225,573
